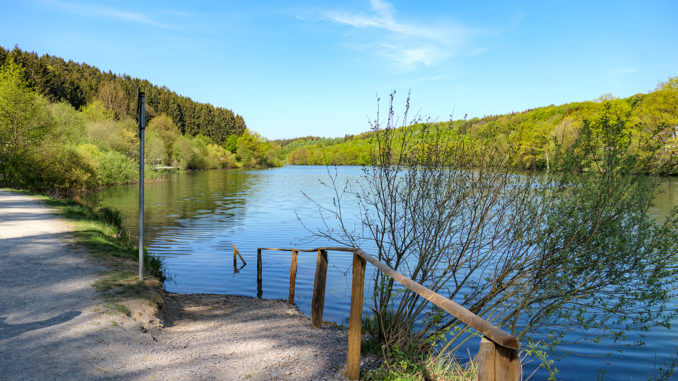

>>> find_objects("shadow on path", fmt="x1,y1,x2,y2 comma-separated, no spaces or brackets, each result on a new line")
0,311,81,340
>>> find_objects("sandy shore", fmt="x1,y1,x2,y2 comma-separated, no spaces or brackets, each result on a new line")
0,190,354,380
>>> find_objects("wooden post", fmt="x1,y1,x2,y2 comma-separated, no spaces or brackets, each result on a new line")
311,249,328,328
345,252,366,380
288,249,298,304
233,245,237,272
233,244,247,266
257,248,263,298
476,336,521,381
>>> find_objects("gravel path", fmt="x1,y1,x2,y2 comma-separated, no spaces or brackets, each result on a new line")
0,190,352,380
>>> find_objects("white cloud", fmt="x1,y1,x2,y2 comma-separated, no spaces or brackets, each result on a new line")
369,0,395,18
44,0,171,28
318,0,479,70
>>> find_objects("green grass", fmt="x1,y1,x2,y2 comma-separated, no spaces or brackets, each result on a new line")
362,348,477,381
359,312,477,381
94,270,153,297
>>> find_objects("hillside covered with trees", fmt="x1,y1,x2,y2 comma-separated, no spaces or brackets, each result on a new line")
0,47,281,194
0,46,245,143
281,79,678,175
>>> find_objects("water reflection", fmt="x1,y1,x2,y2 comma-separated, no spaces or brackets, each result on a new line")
86,167,678,380
654,177,678,217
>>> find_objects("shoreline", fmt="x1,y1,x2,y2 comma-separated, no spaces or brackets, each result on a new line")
0,189,361,380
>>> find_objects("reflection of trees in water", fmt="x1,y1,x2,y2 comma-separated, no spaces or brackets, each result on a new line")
653,179,678,217
84,169,257,241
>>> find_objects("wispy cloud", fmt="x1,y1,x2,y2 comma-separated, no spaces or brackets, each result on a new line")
44,0,171,28
316,0,481,70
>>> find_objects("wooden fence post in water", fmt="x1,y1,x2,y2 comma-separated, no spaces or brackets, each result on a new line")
288,249,298,305
311,249,328,328
233,245,237,272
345,252,366,380
257,248,263,298
476,336,521,381
233,244,246,265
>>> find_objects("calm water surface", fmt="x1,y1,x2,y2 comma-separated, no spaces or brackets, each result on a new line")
85,166,678,380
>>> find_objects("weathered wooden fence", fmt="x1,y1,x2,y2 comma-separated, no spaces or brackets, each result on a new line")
256,246,521,381
232,244,246,273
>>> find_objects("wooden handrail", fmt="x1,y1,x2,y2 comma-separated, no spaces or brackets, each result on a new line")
353,249,519,350
257,247,354,253
257,246,521,380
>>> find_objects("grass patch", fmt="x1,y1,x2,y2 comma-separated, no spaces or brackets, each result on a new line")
362,347,477,381
359,312,477,380
101,302,131,316
94,269,162,311
94,270,155,298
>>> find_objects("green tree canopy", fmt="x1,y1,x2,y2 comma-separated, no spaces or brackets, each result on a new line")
0,59,51,185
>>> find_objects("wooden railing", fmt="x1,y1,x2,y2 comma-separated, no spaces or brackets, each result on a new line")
232,244,246,273
256,247,521,381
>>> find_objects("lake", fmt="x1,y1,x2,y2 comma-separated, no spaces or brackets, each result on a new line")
84,165,677,380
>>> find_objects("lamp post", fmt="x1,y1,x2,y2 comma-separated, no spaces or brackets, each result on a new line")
137,90,146,281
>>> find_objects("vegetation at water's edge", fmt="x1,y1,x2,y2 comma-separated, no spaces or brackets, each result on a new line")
360,312,478,380
312,94,678,379
362,350,477,381
280,78,678,175
0,47,281,194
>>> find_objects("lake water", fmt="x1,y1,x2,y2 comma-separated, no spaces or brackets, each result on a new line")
84,166,677,380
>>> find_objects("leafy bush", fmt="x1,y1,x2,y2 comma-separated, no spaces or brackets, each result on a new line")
34,144,99,192
0,59,52,185
86,118,137,156
315,94,678,373
96,149,137,185
147,114,180,165
236,129,282,168
145,130,167,165
206,142,238,169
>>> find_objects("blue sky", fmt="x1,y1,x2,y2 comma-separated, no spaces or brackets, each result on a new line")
1,0,677,139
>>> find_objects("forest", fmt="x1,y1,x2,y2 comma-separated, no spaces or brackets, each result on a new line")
0,46,246,143
2,45,676,197
0,46,281,194
280,80,678,175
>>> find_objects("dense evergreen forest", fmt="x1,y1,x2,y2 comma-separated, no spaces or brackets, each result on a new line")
0,46,281,194
0,46,245,143
280,79,678,175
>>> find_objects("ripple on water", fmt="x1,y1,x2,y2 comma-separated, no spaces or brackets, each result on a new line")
86,166,678,379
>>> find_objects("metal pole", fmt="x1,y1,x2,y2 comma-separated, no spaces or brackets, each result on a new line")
138,91,146,281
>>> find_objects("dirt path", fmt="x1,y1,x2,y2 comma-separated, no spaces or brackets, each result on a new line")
0,190,351,380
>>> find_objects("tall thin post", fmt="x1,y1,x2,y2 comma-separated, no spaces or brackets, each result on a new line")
311,249,328,328
288,249,298,304
137,90,145,281
476,336,521,381
346,252,366,380
257,248,263,298
233,246,237,272
233,244,246,266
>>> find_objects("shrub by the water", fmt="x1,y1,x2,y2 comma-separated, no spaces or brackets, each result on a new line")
0,55,279,194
